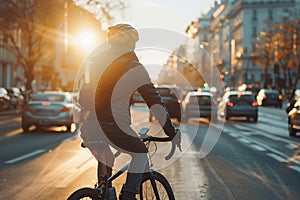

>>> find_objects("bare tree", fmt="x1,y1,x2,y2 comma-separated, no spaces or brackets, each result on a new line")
252,18,300,90
0,0,64,90
252,29,274,88
73,0,126,26
273,21,294,89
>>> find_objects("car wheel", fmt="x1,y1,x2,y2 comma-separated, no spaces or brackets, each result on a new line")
289,124,296,137
253,115,258,122
22,123,30,132
66,124,72,132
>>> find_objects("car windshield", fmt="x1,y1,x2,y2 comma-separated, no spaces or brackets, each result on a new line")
266,91,279,96
157,88,178,98
229,94,255,103
189,95,211,105
31,94,65,102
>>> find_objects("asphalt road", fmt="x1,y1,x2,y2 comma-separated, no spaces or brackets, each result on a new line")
0,106,300,200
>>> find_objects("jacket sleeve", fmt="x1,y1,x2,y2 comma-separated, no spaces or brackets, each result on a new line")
134,66,176,138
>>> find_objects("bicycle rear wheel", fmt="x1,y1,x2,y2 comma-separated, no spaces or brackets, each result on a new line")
139,171,175,200
67,187,101,200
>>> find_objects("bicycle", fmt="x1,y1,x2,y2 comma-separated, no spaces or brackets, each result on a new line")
67,127,181,200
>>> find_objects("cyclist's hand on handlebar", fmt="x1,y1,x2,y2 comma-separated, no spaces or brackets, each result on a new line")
172,129,182,152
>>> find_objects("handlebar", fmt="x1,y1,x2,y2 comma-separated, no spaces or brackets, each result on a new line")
81,128,182,160
141,130,181,160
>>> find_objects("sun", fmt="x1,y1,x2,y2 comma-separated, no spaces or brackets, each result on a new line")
78,31,96,49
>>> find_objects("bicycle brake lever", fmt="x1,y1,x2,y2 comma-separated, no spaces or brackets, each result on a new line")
177,142,182,152
165,141,176,160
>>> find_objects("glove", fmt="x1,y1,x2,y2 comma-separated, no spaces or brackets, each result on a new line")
172,129,182,152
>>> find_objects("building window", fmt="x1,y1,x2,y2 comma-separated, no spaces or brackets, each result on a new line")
268,9,273,20
252,9,257,21
252,26,257,37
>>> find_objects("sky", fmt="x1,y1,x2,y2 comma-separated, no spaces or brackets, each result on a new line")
125,0,216,35
121,0,217,80
75,0,218,80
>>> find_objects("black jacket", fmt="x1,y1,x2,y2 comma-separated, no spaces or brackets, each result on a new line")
94,49,176,138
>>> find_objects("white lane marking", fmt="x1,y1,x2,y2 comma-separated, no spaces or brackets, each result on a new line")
228,132,239,138
237,138,251,144
288,165,300,173
227,126,293,163
267,153,287,162
4,149,46,164
249,144,267,152
233,124,253,132
286,143,300,150
232,123,296,144
4,128,23,137
240,131,253,136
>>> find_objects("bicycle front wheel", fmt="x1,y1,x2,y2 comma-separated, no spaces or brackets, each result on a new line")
139,171,175,200
67,187,101,200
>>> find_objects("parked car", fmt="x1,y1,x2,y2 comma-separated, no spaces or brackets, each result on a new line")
218,91,258,122
286,99,300,137
6,87,25,109
256,89,283,108
0,87,11,111
149,86,182,122
182,91,218,122
21,91,80,132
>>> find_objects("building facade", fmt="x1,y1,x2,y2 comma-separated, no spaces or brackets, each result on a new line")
0,0,103,92
188,0,300,88
0,38,24,88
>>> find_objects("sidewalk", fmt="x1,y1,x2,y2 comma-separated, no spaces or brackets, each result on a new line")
0,109,21,116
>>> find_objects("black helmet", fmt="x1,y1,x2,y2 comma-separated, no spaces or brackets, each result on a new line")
108,23,139,42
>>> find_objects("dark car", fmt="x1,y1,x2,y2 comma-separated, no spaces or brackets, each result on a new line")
256,89,283,108
6,87,25,109
286,99,300,137
182,91,218,122
130,91,145,105
218,91,258,122
0,87,11,111
149,86,182,122
21,91,80,132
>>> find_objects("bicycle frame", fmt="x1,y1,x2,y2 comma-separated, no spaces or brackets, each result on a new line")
94,132,180,200
68,129,180,200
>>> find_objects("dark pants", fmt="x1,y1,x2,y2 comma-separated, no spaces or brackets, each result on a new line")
99,122,148,194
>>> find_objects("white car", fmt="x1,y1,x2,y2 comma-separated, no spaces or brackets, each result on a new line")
182,91,218,122
21,91,80,132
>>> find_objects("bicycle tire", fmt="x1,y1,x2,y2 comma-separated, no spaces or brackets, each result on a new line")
139,171,175,200
67,187,101,200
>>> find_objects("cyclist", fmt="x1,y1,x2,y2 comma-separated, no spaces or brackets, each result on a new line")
79,23,180,200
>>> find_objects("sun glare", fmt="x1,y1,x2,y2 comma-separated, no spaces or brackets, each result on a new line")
79,31,96,49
